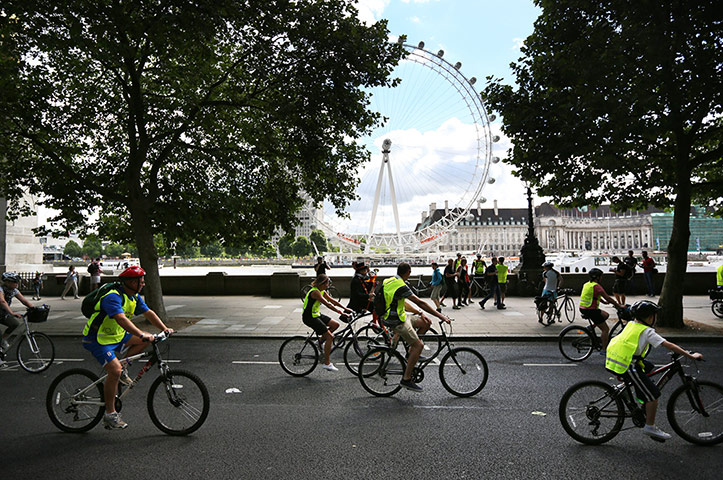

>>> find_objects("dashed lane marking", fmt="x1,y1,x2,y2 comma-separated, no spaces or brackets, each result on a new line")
232,360,278,365
523,363,578,367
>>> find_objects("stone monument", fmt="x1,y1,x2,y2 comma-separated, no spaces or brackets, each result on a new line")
0,195,47,273
518,187,546,293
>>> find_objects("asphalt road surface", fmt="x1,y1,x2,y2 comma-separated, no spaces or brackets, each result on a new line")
2,338,721,480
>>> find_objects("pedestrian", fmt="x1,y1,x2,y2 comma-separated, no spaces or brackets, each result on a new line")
479,257,502,310
430,262,444,312
496,257,509,308
456,258,470,307
610,256,631,305
88,257,102,292
313,256,330,276
347,262,373,313
442,258,459,310
32,272,43,300
641,251,656,297
61,265,79,300
472,254,486,284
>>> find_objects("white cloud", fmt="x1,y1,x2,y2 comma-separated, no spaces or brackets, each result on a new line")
511,37,525,50
355,0,390,24
410,15,422,24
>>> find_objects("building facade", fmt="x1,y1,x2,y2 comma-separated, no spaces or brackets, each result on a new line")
0,196,46,272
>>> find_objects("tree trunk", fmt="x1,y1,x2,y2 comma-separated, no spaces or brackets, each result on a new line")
130,206,168,322
657,171,691,328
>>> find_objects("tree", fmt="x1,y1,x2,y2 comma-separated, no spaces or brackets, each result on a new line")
63,240,82,259
200,241,224,258
0,1,404,319
105,243,124,258
277,233,295,257
483,0,723,328
248,242,275,258
82,234,103,259
175,239,199,259
292,236,312,257
309,229,329,254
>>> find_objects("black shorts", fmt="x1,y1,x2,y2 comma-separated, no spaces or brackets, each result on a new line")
612,278,627,294
302,313,331,336
620,360,660,403
580,308,606,325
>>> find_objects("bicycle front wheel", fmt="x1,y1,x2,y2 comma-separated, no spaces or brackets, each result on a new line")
712,301,723,319
344,334,382,375
439,348,488,397
559,381,624,445
147,369,210,436
558,325,594,361
17,332,55,373
358,348,405,397
563,297,576,323
46,368,104,433
278,336,318,376
667,380,723,445
327,286,341,303
418,327,442,364
299,284,311,301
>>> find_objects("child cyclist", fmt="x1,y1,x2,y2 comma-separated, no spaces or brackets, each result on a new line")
302,274,353,372
605,300,703,441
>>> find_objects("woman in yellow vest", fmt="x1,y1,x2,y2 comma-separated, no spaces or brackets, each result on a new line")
579,268,623,351
605,300,702,441
302,274,352,372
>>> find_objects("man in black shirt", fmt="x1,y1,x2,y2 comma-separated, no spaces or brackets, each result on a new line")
442,258,459,310
478,257,501,310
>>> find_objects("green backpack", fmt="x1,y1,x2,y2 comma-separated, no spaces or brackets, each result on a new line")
81,282,123,318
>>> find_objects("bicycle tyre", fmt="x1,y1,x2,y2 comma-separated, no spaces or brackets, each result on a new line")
712,301,723,319
358,347,405,397
46,368,104,433
439,347,488,397
278,336,319,376
17,332,55,373
344,335,382,375
418,327,443,364
666,380,723,445
147,369,210,436
559,380,624,445
299,284,312,301
563,297,576,323
327,286,341,303
558,325,595,361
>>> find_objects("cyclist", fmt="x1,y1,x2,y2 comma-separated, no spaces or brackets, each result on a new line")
1,272,35,355
302,274,352,372
717,263,723,289
579,268,623,352
605,300,703,441
81,266,173,430
347,262,373,314
539,262,562,324
381,262,450,392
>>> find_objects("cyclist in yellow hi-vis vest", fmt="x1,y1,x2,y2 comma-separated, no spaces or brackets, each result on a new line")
605,300,702,441
81,266,173,430
579,268,623,352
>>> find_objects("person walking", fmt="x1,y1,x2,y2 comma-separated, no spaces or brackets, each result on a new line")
61,265,79,300
442,258,459,310
641,251,656,297
479,257,501,310
496,257,509,308
456,258,470,307
32,272,43,300
430,262,444,312
610,256,631,305
88,258,102,292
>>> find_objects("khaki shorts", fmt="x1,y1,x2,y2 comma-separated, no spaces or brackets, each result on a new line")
431,284,443,301
392,314,423,345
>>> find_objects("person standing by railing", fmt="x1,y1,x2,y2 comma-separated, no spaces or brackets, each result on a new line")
641,251,656,297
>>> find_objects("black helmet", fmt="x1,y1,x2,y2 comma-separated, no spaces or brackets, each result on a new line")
1,272,21,283
542,262,553,268
588,268,603,279
630,300,661,322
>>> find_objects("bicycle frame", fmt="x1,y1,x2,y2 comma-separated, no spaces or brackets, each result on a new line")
1,315,38,358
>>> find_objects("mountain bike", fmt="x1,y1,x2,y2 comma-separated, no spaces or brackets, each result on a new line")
0,305,54,373
559,353,723,445
357,319,488,398
558,305,630,362
278,311,374,376
709,288,723,319
300,279,340,303
535,288,576,325
46,332,209,436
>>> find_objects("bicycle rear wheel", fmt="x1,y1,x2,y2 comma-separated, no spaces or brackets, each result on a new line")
147,369,210,436
439,347,488,397
358,347,405,397
559,381,624,445
299,284,312,301
17,332,55,373
667,380,723,445
278,336,319,376
563,297,576,323
418,327,442,364
46,368,104,433
558,325,594,361
712,301,723,319
327,286,341,303
343,334,382,375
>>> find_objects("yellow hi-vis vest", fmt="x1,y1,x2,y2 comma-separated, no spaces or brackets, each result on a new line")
383,277,407,323
579,281,599,308
496,264,509,283
82,289,139,345
605,322,650,374
303,287,322,318
717,264,723,287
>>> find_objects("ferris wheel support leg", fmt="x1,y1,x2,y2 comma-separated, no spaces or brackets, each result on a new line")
368,156,387,236
386,158,403,250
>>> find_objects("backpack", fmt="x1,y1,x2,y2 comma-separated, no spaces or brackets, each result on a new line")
373,278,389,318
87,263,99,274
81,282,123,318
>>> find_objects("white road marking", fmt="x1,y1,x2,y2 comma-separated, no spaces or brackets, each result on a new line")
523,363,577,367
232,360,279,365
165,305,186,311
263,305,282,309
503,312,525,316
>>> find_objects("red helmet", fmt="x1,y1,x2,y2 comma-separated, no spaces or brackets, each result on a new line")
119,266,146,278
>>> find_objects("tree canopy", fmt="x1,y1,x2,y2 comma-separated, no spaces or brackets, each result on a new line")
0,0,404,318
483,0,722,327
63,240,82,259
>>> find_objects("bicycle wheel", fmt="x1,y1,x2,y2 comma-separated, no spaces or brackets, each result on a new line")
667,380,723,445
299,284,312,301
327,286,341,303
46,368,104,433
278,336,319,376
563,297,576,323
358,347,405,397
418,327,442,363
439,347,488,397
559,380,624,445
147,369,210,436
712,301,723,319
17,332,55,373
558,325,595,361
344,334,382,375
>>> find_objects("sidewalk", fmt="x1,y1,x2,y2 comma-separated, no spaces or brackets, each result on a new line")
28,294,723,341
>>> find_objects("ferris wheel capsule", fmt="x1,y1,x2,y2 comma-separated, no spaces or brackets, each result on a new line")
492,157,500,163
487,178,496,184
492,135,500,143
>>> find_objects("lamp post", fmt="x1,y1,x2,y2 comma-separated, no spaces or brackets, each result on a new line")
518,186,546,293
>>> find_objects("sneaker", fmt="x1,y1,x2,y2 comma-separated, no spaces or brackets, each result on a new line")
440,302,447,307
436,307,442,313
452,305,461,310
479,301,485,310
103,412,128,430
643,424,671,441
119,369,135,386
400,378,423,393
1,339,9,351
322,363,339,372
497,305,506,310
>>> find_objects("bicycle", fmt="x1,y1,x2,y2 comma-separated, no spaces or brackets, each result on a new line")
709,288,723,319
278,311,374,376
535,288,576,326
300,279,340,303
469,275,490,298
558,305,631,362
46,332,210,436
407,276,432,297
559,352,723,445
357,319,488,398
0,305,54,373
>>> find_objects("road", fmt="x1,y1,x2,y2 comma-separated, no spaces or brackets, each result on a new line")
1,338,721,480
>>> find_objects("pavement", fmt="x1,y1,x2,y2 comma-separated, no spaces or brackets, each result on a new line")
26,293,723,341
